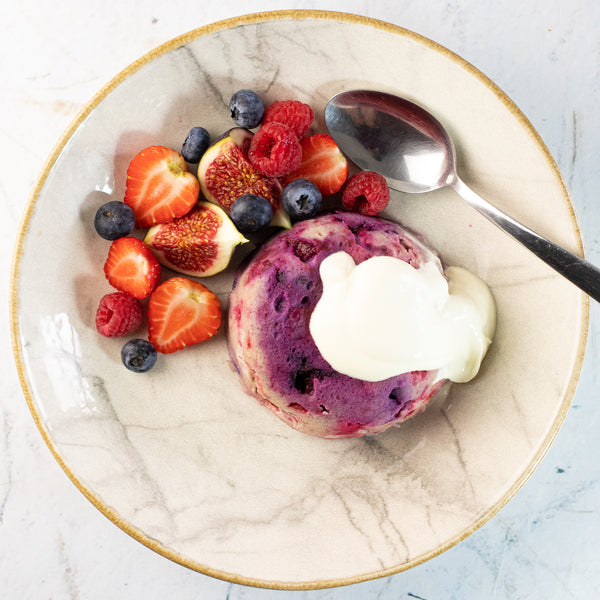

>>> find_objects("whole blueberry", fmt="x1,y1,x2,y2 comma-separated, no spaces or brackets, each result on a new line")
181,126,210,163
282,179,322,221
94,200,136,240
230,194,273,233
229,89,264,129
121,339,158,373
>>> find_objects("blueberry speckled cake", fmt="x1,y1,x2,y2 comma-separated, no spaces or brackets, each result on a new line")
227,212,447,439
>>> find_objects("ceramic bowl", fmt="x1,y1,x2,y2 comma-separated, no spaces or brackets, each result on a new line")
10,10,587,589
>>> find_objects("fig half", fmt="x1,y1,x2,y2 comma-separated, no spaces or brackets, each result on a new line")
197,128,291,228
144,201,248,277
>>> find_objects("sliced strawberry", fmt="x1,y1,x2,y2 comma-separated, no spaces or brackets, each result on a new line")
104,236,161,299
124,145,199,228
148,277,221,354
282,134,348,196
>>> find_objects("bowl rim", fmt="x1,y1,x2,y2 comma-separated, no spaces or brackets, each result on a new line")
9,9,589,590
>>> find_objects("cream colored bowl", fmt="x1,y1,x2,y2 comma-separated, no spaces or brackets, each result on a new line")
9,10,587,590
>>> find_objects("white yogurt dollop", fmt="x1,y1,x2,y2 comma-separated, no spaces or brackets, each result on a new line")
309,252,496,383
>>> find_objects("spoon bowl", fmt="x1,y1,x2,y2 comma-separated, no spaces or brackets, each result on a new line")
325,90,456,193
325,89,600,302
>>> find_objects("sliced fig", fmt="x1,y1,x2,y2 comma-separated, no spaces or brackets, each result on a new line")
144,201,248,277
197,128,291,228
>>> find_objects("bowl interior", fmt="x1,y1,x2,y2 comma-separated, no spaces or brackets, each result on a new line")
11,11,587,589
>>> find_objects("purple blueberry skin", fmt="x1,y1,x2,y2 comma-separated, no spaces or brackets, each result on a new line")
229,89,264,129
121,339,157,373
230,194,273,233
282,178,322,221
94,201,135,241
181,127,210,163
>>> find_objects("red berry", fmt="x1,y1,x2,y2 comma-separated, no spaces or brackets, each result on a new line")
124,145,199,228
263,100,314,138
281,134,348,196
148,277,222,354
104,236,161,299
342,171,390,216
95,292,143,338
248,122,302,177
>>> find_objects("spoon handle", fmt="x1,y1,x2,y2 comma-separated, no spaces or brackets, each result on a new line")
451,177,600,302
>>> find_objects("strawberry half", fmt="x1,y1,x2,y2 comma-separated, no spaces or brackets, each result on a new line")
282,134,348,196
148,277,221,354
104,236,161,299
124,145,200,228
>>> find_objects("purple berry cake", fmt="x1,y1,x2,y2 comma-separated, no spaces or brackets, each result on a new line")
227,211,447,439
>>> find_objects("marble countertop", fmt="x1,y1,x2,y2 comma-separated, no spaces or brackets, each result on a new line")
2,1,599,598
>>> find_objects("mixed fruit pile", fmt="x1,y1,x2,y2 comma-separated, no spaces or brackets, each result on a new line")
93,89,391,373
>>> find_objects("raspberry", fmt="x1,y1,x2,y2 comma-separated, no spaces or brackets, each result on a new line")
95,291,143,338
248,122,302,177
263,100,314,138
342,171,390,216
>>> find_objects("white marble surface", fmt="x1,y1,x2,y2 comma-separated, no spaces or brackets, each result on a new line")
2,0,599,598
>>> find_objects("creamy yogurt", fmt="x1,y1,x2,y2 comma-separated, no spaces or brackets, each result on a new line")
309,251,496,383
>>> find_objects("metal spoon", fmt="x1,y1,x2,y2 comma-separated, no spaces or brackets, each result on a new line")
325,89,600,302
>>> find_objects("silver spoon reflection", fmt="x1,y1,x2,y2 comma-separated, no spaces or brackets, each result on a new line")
325,89,600,302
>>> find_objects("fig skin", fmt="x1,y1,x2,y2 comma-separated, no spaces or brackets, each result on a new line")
197,128,291,229
144,201,248,277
